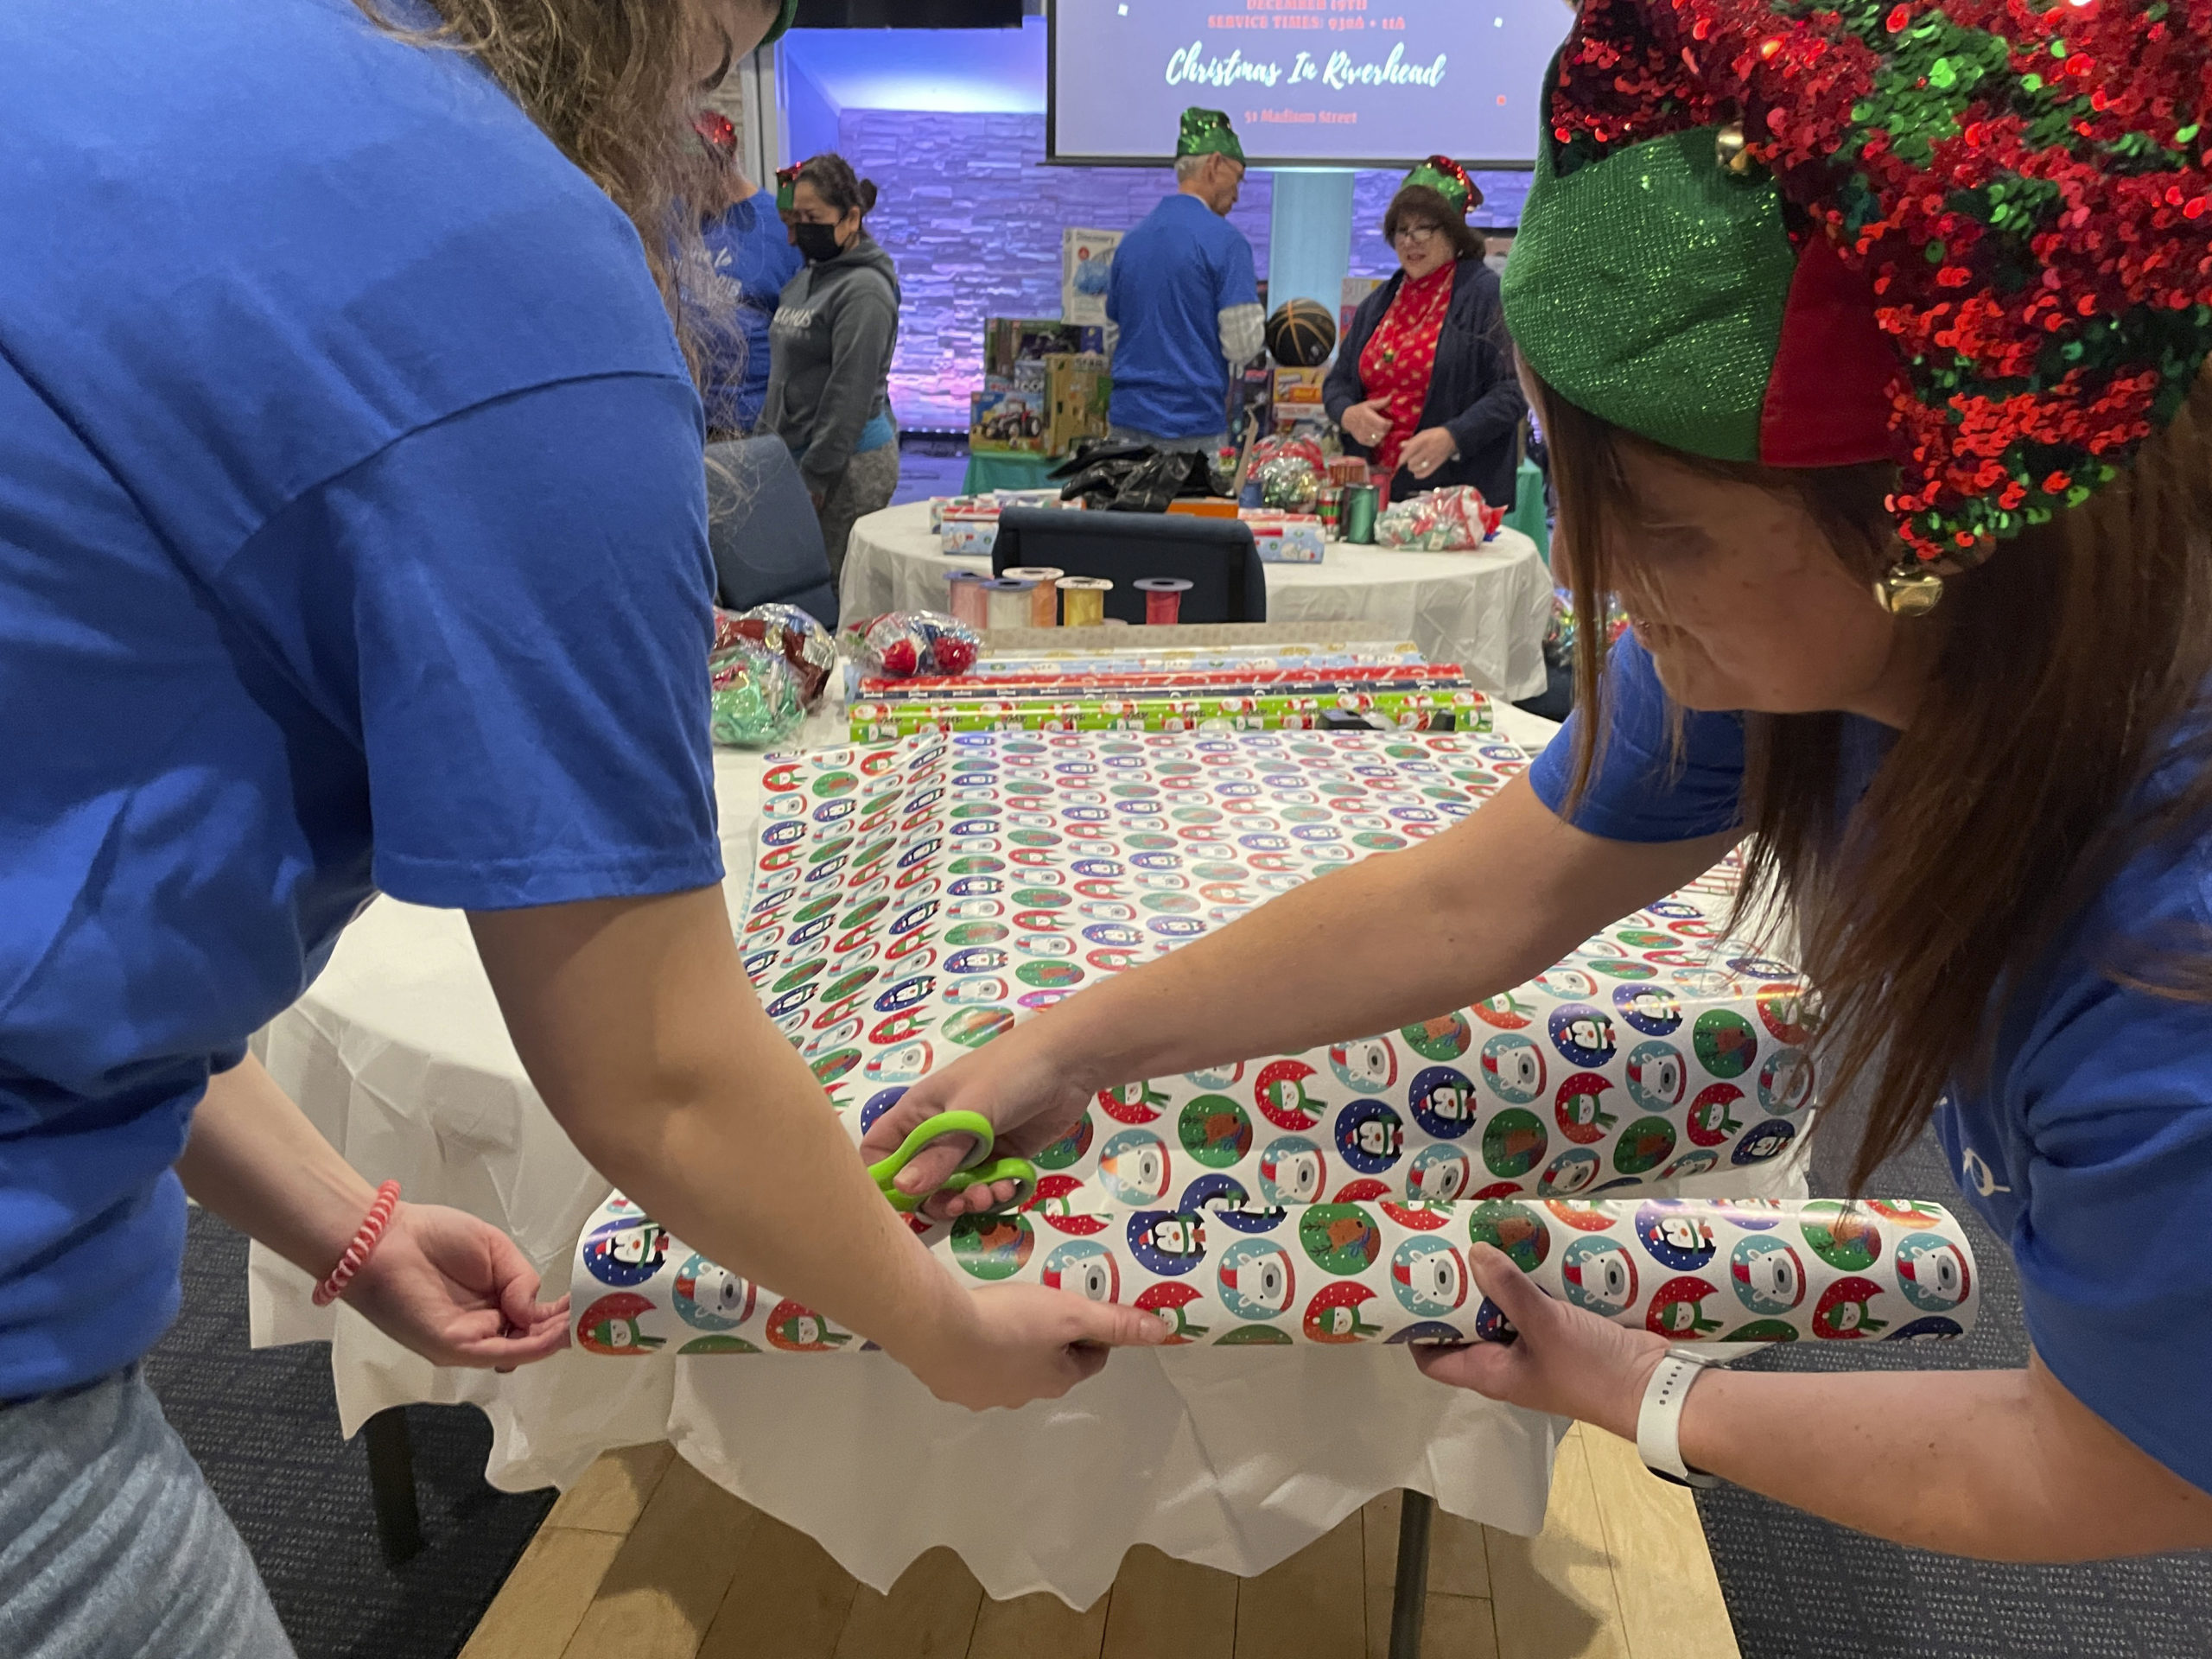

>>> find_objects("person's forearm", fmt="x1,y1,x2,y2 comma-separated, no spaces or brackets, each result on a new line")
1675,1362,2212,1560
471,894,969,1368
176,1054,378,1277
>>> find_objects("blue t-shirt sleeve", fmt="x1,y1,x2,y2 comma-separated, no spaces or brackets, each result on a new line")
1216,228,1260,312
1527,635,1746,842
225,370,722,910
2006,944,2212,1494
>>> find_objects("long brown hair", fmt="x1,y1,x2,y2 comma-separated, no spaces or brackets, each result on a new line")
353,0,766,376
1539,365,2212,1189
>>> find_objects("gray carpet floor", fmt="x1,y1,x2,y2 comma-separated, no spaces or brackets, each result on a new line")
1696,1109,2212,1658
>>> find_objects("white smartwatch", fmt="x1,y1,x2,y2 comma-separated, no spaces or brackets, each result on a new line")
1635,1346,1730,1489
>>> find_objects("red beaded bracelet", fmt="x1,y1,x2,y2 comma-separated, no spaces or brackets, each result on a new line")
312,1179,403,1307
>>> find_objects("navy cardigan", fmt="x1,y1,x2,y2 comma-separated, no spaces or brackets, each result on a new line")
1321,257,1526,508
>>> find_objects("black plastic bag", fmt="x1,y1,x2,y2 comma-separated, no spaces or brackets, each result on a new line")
1049,440,1224,513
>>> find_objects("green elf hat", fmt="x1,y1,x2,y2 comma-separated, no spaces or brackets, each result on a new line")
773,160,806,214
1177,106,1245,165
760,0,800,48
1500,0,2212,567
1402,155,1482,219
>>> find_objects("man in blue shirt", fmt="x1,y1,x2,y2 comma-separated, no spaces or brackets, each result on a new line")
1104,107,1264,454
696,111,804,436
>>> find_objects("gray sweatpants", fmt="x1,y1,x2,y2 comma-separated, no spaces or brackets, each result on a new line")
0,1367,294,1659
814,441,902,594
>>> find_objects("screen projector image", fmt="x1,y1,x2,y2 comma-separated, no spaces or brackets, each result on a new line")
1050,0,1572,166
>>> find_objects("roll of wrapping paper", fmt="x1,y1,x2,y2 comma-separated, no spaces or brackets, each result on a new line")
959,644,1425,678
570,1193,1978,1355
1001,568,1065,627
848,689,1492,741
1136,578,1192,626
1057,575,1112,628
947,572,988,631
1342,483,1379,544
980,578,1036,632
859,663,1477,699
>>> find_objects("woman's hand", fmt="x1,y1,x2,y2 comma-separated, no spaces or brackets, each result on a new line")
342,1202,571,1370
858,1033,1096,1219
1412,1244,1664,1440
1341,397,1392,448
1400,427,1459,480
895,1283,1171,1410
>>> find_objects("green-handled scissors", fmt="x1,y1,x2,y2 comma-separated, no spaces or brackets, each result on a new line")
867,1109,1038,1216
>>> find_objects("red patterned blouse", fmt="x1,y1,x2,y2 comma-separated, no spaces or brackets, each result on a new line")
1356,258,1459,487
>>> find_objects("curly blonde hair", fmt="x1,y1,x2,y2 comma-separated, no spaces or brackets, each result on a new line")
354,0,772,378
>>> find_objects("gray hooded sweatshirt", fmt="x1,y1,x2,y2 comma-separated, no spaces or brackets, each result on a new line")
761,232,900,493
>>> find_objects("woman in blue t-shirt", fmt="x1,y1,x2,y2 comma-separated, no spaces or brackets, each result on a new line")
875,2,2212,1559
0,3,1160,1652
693,110,803,438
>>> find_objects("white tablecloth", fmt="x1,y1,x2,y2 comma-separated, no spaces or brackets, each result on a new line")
253,700,1803,1607
839,502,1556,702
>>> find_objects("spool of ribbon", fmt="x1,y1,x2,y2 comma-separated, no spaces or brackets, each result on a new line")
1135,578,1192,626
947,572,988,631
1055,576,1112,629
980,577,1037,632
1001,567,1065,628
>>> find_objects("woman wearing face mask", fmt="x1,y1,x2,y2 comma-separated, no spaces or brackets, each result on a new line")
869,0,2212,1561
761,153,901,588
1325,156,1526,510
0,3,1160,1652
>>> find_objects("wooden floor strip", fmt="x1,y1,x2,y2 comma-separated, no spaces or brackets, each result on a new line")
1484,1428,1631,1659
1578,1427,1743,1659
459,1526,627,1659
832,1546,985,1659
1233,1509,1367,1659
1099,1547,1238,1659
966,1589,1111,1659
696,1504,860,1659
561,1457,752,1659
543,1441,677,1535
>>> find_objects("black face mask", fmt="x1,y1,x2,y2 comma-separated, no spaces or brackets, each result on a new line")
793,221,842,264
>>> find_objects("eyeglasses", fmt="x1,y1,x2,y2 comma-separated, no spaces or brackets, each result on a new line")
1394,224,1442,245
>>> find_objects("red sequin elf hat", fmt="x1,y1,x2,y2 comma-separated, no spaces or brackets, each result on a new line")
1501,0,2212,588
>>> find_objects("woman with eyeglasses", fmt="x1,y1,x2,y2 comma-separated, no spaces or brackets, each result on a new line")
1324,156,1527,510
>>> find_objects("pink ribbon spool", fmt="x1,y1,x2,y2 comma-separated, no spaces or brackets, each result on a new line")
1135,577,1192,626
947,572,988,630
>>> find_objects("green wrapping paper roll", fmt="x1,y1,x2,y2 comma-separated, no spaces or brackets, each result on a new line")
849,690,1492,741
569,1193,1978,1355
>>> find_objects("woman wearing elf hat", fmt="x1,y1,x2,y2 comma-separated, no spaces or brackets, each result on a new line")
876,0,2212,1556
1325,156,1527,510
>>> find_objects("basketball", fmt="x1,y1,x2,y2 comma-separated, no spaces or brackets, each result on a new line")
1265,297,1337,368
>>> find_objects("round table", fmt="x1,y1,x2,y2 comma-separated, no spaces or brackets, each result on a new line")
253,697,1803,1607
838,501,1556,702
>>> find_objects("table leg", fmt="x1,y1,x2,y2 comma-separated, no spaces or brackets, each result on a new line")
1388,1489,1434,1659
364,1406,423,1567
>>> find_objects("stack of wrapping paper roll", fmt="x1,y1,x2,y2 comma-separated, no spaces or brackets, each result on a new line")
850,658,1490,743
573,726,1978,1357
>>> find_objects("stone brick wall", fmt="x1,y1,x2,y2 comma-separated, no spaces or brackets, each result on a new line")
835,108,1529,428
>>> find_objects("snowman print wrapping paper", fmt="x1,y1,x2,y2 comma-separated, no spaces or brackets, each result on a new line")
571,729,1972,1355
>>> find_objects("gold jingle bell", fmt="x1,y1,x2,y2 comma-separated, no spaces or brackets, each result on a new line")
1873,567,1946,616
1715,124,1754,175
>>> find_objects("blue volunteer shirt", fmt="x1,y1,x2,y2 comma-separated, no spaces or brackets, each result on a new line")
0,0,723,1399
1529,637,2212,1497
1106,193,1259,441
700,194,804,433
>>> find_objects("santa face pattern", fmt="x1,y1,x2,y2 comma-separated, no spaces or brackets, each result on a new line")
738,729,1820,1193
570,1192,1978,1354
